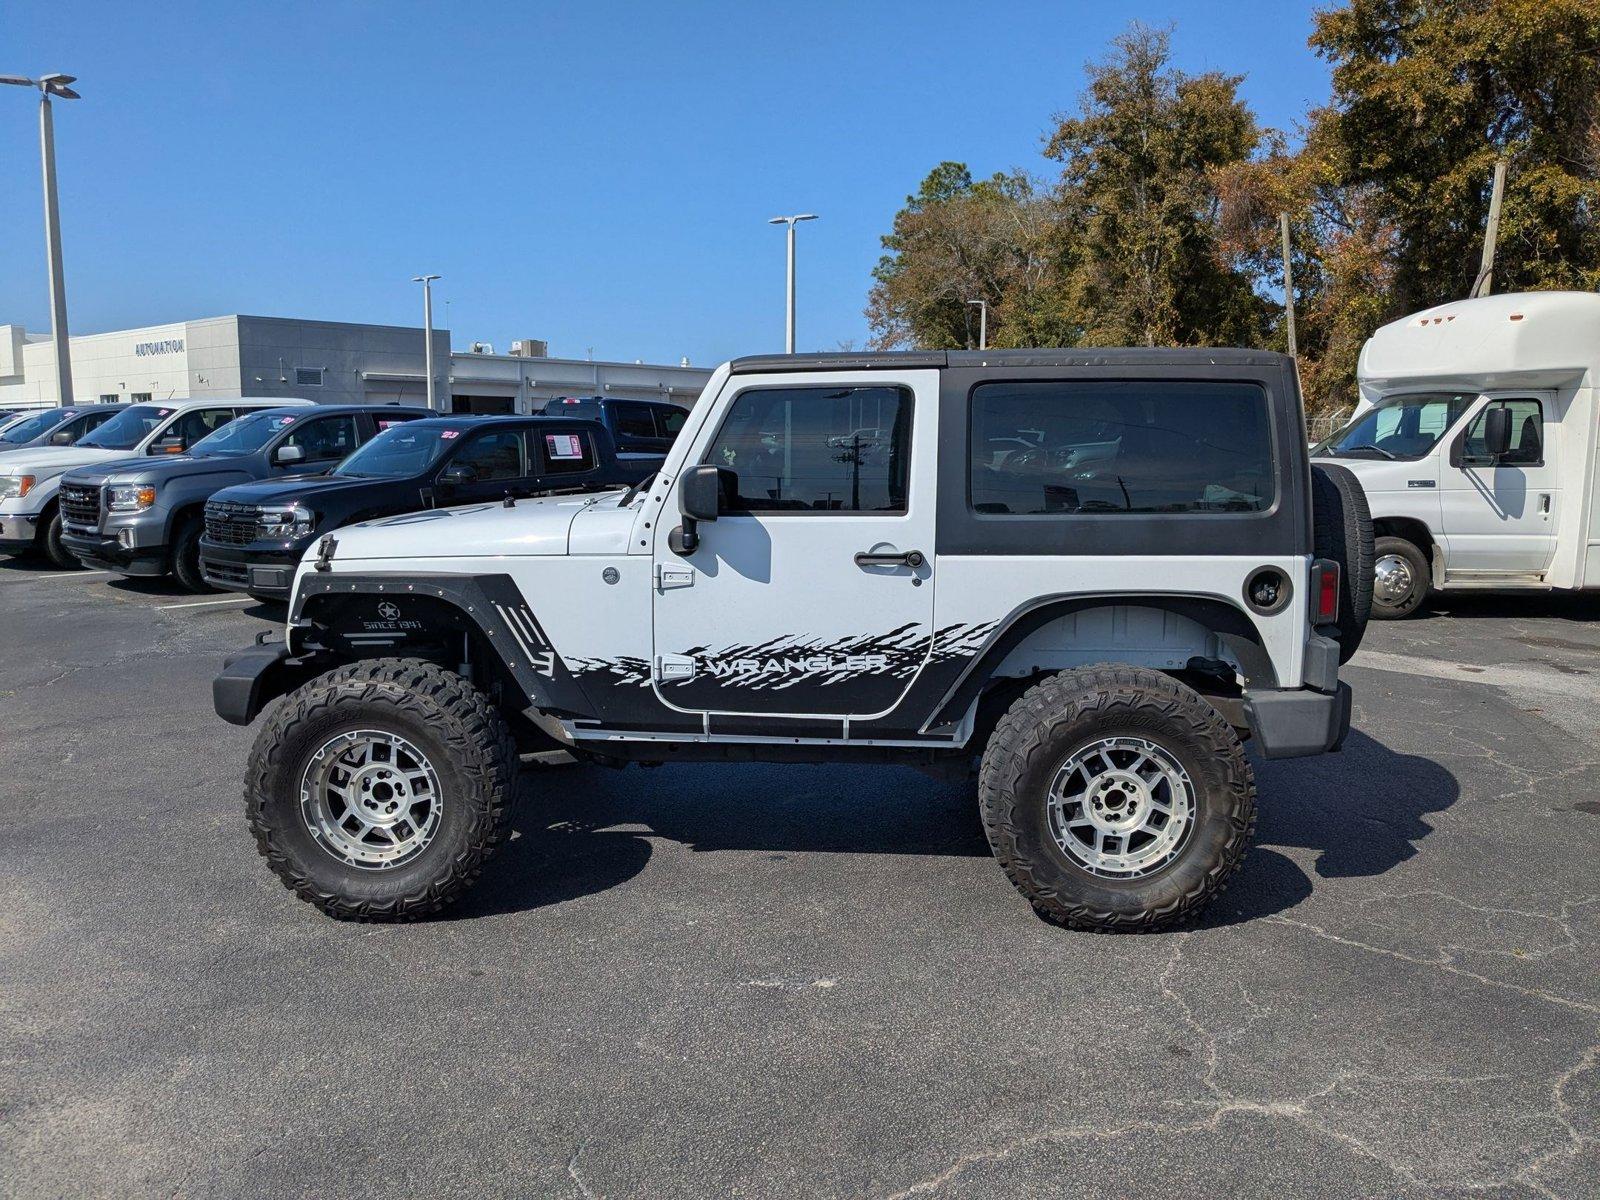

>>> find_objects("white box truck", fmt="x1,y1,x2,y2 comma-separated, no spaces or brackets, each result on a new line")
1315,290,1600,617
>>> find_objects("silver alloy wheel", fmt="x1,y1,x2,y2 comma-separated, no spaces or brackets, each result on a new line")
1047,737,1194,878
1373,553,1415,607
300,729,443,870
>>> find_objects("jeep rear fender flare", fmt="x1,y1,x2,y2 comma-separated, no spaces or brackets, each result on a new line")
291,571,599,721
919,592,1278,735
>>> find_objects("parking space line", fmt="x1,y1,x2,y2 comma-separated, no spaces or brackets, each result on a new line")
156,597,253,611
32,570,111,581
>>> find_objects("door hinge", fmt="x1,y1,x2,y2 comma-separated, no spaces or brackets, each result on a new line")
655,654,696,681
655,564,695,592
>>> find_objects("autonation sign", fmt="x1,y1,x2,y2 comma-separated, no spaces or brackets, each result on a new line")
134,338,185,357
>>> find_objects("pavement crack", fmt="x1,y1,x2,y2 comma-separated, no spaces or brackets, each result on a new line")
567,1141,601,1200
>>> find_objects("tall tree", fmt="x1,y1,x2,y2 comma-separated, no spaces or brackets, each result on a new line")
1045,24,1272,348
866,163,1066,350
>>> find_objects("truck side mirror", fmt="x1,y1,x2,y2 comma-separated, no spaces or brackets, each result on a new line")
1482,406,1513,459
151,435,185,455
49,430,74,446
670,464,735,556
274,444,306,465
439,463,477,486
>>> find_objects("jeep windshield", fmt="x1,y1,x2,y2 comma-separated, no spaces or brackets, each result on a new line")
190,411,300,457
76,404,172,451
334,425,455,479
1316,392,1476,461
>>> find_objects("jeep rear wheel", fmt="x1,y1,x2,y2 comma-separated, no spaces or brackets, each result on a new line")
245,658,517,921
979,665,1255,932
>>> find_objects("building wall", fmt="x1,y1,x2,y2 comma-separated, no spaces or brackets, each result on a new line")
449,351,712,413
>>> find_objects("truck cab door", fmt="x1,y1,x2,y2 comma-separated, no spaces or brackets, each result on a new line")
1439,395,1558,575
651,371,938,722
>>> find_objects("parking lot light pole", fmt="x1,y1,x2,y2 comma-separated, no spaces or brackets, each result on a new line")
412,274,441,411
966,299,988,350
767,214,817,354
1,72,81,406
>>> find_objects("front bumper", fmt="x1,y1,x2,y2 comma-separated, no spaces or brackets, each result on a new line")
1243,681,1352,759
197,537,301,598
0,513,39,554
214,642,320,725
60,529,168,575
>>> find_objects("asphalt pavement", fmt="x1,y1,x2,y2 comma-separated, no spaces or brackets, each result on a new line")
2,560,1597,1199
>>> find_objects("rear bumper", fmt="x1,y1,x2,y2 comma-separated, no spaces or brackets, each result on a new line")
1243,682,1352,759
61,530,168,575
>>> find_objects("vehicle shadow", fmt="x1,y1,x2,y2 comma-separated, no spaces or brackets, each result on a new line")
452,761,990,920
1418,592,1600,622
1201,728,1460,928
456,727,1457,927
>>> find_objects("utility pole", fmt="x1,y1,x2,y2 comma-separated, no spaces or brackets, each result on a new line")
1471,159,1508,299
1279,213,1297,358
412,274,441,411
1,72,81,405
966,299,988,350
768,214,818,353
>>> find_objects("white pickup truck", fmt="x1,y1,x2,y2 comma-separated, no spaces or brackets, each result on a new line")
1316,291,1600,617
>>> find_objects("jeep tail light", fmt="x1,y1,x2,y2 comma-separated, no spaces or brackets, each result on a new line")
1312,559,1340,624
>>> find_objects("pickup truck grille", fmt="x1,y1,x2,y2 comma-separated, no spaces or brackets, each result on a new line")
58,483,101,531
204,500,260,547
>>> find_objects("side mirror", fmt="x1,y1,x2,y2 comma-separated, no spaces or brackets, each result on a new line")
1482,406,1513,459
49,430,74,446
151,435,185,455
274,444,306,465
670,464,735,555
439,463,477,486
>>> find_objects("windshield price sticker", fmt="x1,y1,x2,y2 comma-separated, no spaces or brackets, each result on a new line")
547,434,583,460
440,430,460,439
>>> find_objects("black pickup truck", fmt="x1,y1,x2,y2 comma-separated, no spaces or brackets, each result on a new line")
199,414,643,601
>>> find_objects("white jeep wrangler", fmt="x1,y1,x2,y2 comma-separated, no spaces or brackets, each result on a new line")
215,349,1368,931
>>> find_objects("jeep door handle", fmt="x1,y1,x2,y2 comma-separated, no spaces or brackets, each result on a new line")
854,549,924,568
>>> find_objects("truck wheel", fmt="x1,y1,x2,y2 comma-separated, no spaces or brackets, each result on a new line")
170,518,215,592
39,508,78,570
979,665,1255,933
1310,463,1373,662
244,658,517,921
1370,535,1430,619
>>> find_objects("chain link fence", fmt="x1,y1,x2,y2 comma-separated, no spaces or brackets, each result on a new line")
1306,408,1353,446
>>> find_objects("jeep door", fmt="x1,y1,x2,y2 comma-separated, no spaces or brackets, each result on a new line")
1439,394,1558,574
651,371,937,720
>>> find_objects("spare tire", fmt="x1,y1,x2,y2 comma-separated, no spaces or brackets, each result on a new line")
1310,462,1373,663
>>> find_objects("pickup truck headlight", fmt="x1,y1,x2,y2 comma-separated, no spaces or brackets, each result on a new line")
257,506,315,539
107,484,157,512
0,475,36,500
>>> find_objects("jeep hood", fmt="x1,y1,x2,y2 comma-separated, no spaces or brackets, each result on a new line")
327,493,608,560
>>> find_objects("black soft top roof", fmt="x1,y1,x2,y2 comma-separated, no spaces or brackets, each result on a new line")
728,347,1294,374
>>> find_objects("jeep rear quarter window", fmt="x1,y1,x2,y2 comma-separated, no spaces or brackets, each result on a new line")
706,385,911,513
969,380,1274,515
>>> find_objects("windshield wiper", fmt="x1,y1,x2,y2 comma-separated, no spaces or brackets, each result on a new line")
1336,443,1397,460
620,472,656,506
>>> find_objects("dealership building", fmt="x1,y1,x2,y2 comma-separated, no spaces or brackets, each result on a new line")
0,315,712,413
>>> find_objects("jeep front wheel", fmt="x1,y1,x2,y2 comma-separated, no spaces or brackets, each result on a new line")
979,666,1255,932
245,658,517,921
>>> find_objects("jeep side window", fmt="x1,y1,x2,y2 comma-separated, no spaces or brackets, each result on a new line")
704,385,911,513
970,381,1274,515
451,429,524,481
1461,398,1543,466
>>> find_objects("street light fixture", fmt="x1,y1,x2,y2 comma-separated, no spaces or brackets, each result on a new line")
768,213,818,354
411,274,441,411
966,299,988,351
1,72,82,405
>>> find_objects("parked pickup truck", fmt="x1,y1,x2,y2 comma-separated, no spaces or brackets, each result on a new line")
537,395,688,466
0,404,127,453
214,349,1369,931
1,396,313,569
200,414,645,602
58,404,430,590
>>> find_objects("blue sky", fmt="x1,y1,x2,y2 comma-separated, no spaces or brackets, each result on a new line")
1,1,1332,366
